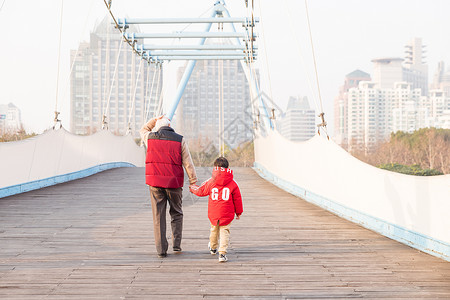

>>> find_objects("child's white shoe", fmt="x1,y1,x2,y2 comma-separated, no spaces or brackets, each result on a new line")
208,242,217,255
218,254,228,262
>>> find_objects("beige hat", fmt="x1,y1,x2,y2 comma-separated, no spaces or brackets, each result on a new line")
153,117,171,132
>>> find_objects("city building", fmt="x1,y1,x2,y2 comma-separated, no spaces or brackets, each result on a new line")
347,81,432,151
431,61,450,96
277,96,315,142
403,37,428,95
337,37,434,151
426,90,450,129
70,16,160,136
0,103,22,134
372,38,428,94
334,69,371,148
175,59,254,149
347,82,389,151
391,82,428,133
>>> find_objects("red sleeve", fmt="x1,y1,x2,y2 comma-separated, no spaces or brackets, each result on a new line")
232,181,243,215
189,178,212,197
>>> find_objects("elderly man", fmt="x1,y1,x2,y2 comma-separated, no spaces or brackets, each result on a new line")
140,116,197,258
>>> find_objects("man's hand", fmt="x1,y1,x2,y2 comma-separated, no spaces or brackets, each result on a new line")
189,185,197,193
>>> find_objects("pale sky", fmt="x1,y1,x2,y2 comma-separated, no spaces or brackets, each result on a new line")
1,0,450,135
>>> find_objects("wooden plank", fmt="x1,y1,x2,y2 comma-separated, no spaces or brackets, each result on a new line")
0,167,449,298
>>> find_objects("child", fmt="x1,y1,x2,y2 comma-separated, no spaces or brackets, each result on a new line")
189,157,243,262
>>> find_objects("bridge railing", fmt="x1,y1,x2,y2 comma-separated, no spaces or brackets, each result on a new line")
254,130,450,261
0,129,145,198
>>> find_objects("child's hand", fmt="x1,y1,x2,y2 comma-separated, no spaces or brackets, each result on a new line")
189,185,197,193
236,214,241,220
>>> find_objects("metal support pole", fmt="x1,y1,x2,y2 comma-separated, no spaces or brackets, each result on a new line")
117,17,259,25
223,7,273,130
125,32,252,39
141,44,250,50
150,56,250,60
166,6,219,120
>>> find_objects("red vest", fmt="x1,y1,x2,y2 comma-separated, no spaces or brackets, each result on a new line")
145,127,184,188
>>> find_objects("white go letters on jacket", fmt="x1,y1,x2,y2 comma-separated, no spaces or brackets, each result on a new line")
211,187,230,201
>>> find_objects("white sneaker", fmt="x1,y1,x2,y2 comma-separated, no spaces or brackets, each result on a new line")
219,254,228,262
208,242,217,255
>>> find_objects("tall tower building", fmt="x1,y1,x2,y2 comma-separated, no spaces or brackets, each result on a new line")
347,82,389,152
432,61,450,96
403,37,428,95
278,96,315,142
371,38,428,94
371,57,404,89
175,59,254,149
334,69,371,148
70,16,160,136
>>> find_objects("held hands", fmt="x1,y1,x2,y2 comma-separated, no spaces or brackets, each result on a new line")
189,184,198,193
235,214,241,220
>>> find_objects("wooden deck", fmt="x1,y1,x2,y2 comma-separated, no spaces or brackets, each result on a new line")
0,167,449,299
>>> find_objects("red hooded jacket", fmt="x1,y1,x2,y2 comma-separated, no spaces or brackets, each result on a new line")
190,167,243,226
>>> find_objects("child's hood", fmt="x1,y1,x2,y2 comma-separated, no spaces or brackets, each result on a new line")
212,167,234,186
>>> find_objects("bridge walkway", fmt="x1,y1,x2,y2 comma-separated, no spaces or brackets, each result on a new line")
0,167,449,299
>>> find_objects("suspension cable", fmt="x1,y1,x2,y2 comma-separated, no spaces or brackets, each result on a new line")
53,0,64,129
103,36,125,129
154,65,165,118
102,22,111,119
217,21,225,156
61,0,96,113
152,63,163,118
281,0,320,115
304,0,323,113
102,0,150,63
243,10,265,130
304,0,328,138
257,0,275,119
127,58,144,134
178,4,215,33
143,62,152,122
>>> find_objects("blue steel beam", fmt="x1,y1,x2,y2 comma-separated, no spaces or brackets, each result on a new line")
141,44,250,50
222,7,273,130
150,56,252,60
145,50,249,56
125,32,253,39
165,5,218,120
118,17,259,24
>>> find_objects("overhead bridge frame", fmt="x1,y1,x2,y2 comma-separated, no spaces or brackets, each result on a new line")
115,0,273,129
118,17,259,25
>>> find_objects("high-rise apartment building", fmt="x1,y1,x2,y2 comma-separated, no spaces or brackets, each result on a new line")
347,81,432,151
337,37,435,151
175,59,253,149
347,82,389,151
371,57,404,90
0,103,21,134
70,17,160,136
334,69,371,148
391,82,428,133
277,96,315,142
371,38,428,94
403,38,428,95
432,61,450,96
426,90,450,129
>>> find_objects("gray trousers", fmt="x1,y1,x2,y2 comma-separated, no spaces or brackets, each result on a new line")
149,186,183,255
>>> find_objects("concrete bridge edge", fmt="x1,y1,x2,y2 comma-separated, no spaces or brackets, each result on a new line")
0,162,136,199
253,162,450,262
